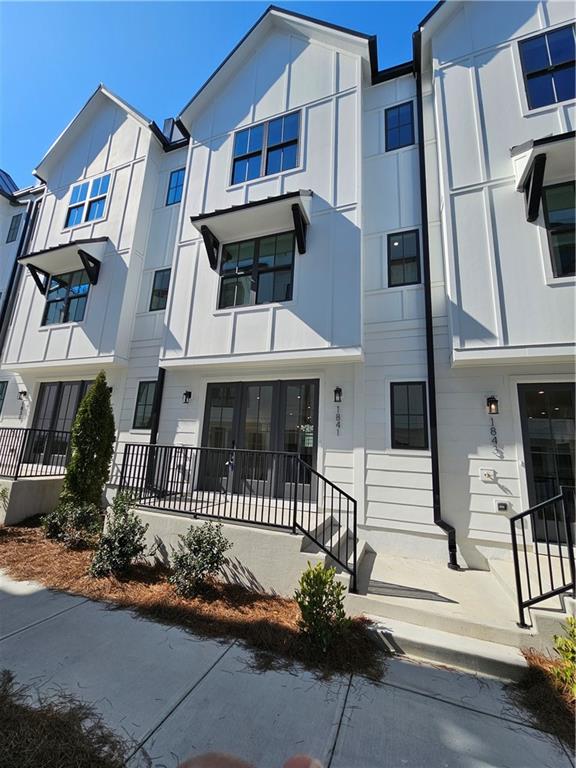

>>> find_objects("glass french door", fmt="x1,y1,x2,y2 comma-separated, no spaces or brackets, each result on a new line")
29,381,92,464
518,383,575,542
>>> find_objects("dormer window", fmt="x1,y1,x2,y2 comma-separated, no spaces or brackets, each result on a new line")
65,174,111,228
231,112,300,185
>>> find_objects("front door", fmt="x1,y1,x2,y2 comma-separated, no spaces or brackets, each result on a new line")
518,383,575,542
29,381,92,465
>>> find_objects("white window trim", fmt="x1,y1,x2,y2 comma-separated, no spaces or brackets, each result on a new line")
385,377,431,455
37,269,94,330
535,177,576,286
63,172,113,231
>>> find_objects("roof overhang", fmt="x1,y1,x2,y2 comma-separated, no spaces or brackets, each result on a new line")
19,237,108,294
191,190,312,269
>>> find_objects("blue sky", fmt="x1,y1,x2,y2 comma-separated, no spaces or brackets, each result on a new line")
0,1,435,188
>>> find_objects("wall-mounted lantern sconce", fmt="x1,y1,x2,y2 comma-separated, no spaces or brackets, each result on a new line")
486,396,499,415
182,391,192,404
17,390,27,401
334,387,342,404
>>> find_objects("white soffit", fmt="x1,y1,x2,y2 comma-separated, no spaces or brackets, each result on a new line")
19,238,108,274
511,134,576,191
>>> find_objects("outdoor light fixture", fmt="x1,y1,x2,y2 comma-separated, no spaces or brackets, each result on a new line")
182,390,192,404
486,396,499,415
17,390,27,401
334,387,342,403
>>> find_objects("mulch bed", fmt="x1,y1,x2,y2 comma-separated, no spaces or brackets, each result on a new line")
0,523,385,680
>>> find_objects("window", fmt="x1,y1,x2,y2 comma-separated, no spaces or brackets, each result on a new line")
133,381,157,430
65,174,110,228
149,268,171,311
6,213,22,243
166,168,185,205
385,102,414,151
519,25,576,109
42,269,90,326
391,382,429,450
542,182,575,278
388,230,421,286
0,381,7,415
231,112,300,185
218,232,295,309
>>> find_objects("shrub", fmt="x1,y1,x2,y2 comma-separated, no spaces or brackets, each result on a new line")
552,616,576,699
295,562,349,653
41,502,102,549
90,492,148,578
59,371,116,509
169,521,232,597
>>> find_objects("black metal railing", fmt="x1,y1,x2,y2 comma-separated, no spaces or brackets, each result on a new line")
118,443,358,589
510,486,575,627
0,427,72,479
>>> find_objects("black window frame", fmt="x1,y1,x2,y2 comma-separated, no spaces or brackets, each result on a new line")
166,168,185,206
132,381,157,430
217,231,296,309
387,230,421,287
149,268,171,311
41,269,90,327
519,24,576,110
385,101,415,152
542,181,576,278
0,381,7,415
231,111,300,186
390,381,429,451
6,213,22,243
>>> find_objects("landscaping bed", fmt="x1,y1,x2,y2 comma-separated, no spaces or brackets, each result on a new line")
0,522,385,680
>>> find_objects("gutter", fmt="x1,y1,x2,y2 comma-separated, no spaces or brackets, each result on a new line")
413,29,460,570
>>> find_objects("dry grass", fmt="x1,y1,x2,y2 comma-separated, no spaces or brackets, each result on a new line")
0,523,385,680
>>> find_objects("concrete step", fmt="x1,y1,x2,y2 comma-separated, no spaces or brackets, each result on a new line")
365,615,528,681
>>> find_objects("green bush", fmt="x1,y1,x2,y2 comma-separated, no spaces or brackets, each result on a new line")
295,562,349,653
552,616,576,698
90,492,148,578
169,521,232,597
41,502,102,549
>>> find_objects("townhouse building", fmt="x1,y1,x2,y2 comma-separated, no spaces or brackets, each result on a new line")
0,3,573,613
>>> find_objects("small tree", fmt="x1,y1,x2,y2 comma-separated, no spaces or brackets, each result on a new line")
59,371,115,508
295,562,349,653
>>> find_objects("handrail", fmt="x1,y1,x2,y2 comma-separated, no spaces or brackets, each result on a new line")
0,427,72,479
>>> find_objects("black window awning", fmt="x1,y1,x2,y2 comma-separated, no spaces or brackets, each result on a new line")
18,237,108,294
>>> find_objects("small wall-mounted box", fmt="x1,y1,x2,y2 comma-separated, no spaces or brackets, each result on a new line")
480,468,496,483
496,501,508,512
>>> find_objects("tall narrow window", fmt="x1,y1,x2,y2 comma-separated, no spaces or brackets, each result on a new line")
391,382,428,450
519,25,576,109
385,102,414,151
42,270,90,326
149,268,171,311
542,182,575,278
231,112,300,185
0,381,7,415
166,168,185,205
388,230,420,286
133,381,157,430
65,174,110,228
6,213,22,243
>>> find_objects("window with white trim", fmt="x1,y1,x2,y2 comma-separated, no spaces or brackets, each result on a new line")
519,25,575,110
65,174,111,228
231,112,300,185
6,213,22,243
42,269,90,326
391,382,429,450
542,182,575,278
133,381,157,429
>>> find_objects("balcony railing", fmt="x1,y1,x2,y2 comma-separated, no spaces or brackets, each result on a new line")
119,443,358,589
0,427,72,479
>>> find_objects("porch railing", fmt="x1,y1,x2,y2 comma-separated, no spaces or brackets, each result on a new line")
510,486,575,627
118,443,358,589
0,427,72,479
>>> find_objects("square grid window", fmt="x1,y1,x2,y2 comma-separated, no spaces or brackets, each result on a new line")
542,182,575,278
133,381,157,430
0,381,7,415
232,112,300,185
6,213,22,243
388,230,421,287
519,25,576,109
385,102,414,151
42,269,90,326
219,232,295,309
65,174,110,228
391,382,429,450
149,268,171,311
166,168,185,205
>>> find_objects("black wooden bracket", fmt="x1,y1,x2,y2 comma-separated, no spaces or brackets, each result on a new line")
201,225,220,270
27,264,50,295
291,203,307,254
78,249,101,285
525,153,546,223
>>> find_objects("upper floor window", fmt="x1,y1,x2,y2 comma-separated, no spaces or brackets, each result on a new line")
133,381,157,430
149,268,171,311
519,25,576,109
219,232,295,309
6,213,22,243
0,381,7,415
231,112,300,185
391,382,429,450
65,174,110,229
385,102,414,151
166,168,185,205
42,269,90,326
542,182,575,278
388,230,421,287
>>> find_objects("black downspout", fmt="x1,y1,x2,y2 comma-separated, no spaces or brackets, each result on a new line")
149,367,166,445
414,30,460,570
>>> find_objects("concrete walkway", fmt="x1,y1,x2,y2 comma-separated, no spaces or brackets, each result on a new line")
0,572,572,768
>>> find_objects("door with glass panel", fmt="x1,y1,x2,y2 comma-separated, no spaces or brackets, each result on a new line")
518,383,575,542
29,381,92,465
